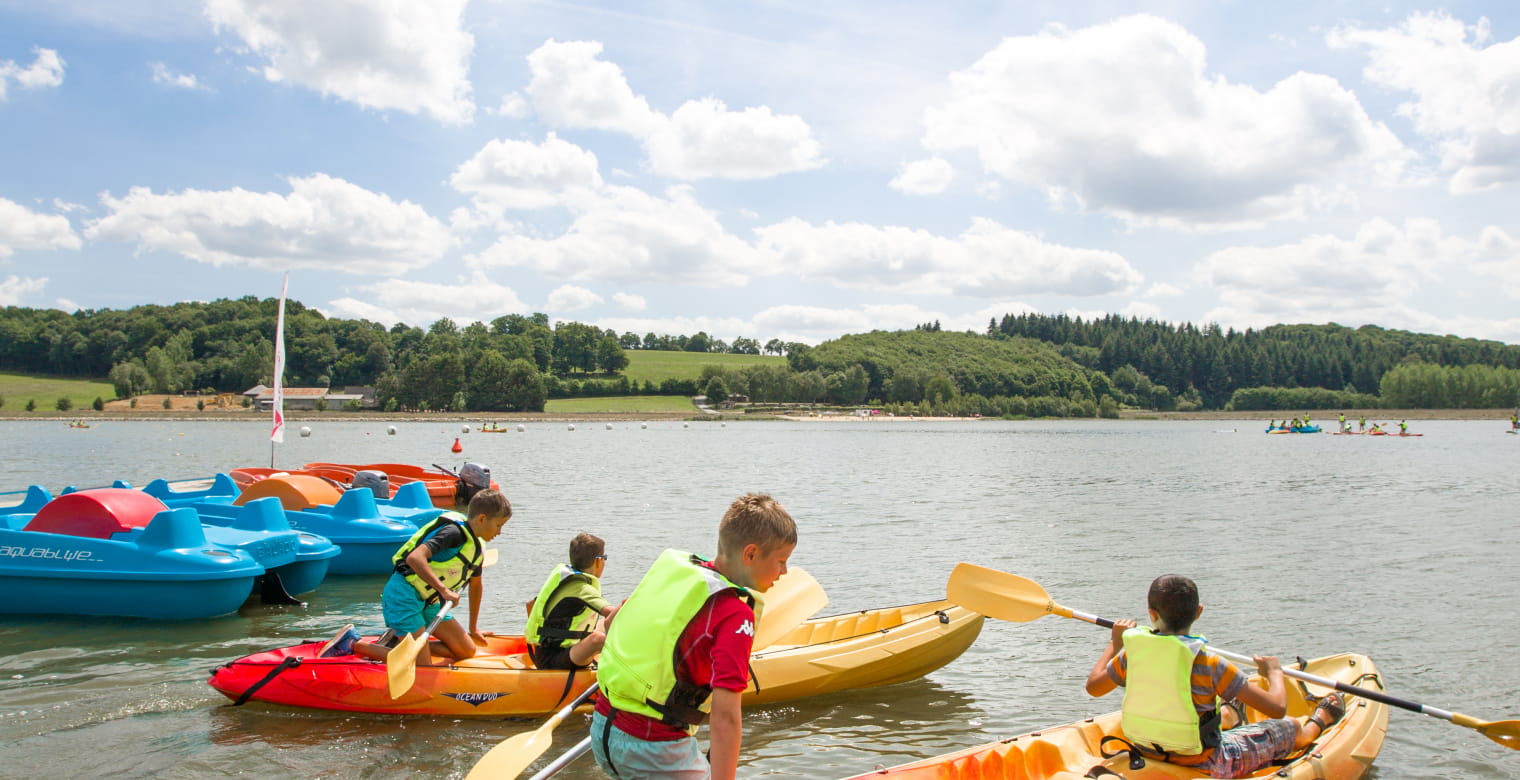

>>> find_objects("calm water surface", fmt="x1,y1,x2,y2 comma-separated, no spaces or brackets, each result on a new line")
0,419,1516,779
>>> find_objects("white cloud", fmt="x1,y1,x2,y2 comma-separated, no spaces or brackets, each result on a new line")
326,272,529,328
889,157,954,195
921,15,1410,228
1329,12,1520,191
547,284,603,312
151,61,208,91
612,292,646,311
0,275,47,306
525,39,660,135
1201,218,1519,330
1471,225,1520,300
450,133,604,210
1118,301,1165,320
86,174,452,275
523,39,824,180
755,216,1142,297
205,0,475,123
0,197,82,257
1144,282,1184,297
56,297,80,312
494,91,528,118
0,48,65,100
470,183,770,286
644,97,825,180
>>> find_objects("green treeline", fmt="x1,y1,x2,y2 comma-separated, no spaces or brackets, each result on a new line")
992,314,1520,411
4,300,1519,413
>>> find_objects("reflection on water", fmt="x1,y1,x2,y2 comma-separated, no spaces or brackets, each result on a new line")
0,419,1515,778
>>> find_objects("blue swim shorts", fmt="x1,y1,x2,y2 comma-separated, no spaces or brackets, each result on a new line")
381,574,456,634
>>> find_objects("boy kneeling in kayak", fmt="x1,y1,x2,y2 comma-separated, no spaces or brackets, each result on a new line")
591,494,797,780
348,489,512,662
525,532,618,670
1084,574,1344,778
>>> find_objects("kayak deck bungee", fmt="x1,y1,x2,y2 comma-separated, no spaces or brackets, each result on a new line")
839,653,1388,780
207,599,982,717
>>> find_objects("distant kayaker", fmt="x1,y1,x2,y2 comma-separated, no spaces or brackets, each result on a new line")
1510,410,1516,429
1399,419,1408,434
591,494,798,780
1337,412,1345,430
347,489,513,662
525,532,619,671
1084,574,1345,778
1358,415,1366,430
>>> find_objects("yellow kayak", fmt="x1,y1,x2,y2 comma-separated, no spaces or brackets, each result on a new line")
840,653,1387,779
209,599,982,717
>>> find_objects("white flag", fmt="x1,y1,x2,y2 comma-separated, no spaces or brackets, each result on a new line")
271,272,288,443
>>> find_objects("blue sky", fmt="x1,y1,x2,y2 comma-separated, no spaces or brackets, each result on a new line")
2,1,1519,345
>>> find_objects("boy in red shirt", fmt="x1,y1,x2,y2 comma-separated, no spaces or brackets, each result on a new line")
591,494,797,780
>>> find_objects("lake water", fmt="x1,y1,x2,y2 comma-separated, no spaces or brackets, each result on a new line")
0,418,1516,779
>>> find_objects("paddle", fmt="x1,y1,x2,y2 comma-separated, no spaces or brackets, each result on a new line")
946,563,1520,751
465,565,829,779
386,600,454,698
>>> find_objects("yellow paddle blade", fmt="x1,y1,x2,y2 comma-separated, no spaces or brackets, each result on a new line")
1456,714,1520,751
482,548,500,568
465,712,570,779
465,682,599,780
385,634,421,698
946,562,1072,622
753,566,828,650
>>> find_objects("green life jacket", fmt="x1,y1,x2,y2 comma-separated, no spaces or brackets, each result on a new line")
525,563,599,649
597,549,761,734
391,511,483,603
1120,627,1221,756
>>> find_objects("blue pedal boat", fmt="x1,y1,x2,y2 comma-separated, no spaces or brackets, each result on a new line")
143,474,439,575
0,488,277,619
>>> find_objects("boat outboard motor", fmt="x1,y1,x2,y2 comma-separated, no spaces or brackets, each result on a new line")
350,469,390,498
458,462,491,503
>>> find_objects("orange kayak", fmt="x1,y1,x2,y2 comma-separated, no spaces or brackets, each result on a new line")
838,653,1387,780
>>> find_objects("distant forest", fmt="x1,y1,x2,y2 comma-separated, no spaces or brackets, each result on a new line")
3,298,1519,414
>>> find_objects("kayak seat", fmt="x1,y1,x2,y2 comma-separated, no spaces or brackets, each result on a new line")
24,488,170,539
234,474,342,510
456,654,531,670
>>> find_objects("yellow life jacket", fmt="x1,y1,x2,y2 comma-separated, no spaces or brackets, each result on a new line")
525,563,599,649
391,511,482,603
597,549,761,733
1120,628,1220,756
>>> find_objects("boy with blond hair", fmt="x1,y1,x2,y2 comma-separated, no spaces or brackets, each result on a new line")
591,494,798,780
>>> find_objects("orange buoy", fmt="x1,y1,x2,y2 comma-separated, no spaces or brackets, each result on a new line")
451,437,463,453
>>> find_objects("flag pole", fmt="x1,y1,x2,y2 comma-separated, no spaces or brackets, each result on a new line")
270,272,288,467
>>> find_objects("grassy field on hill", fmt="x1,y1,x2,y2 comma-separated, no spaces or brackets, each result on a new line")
545,395,698,413
618,350,785,385
0,372,116,412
